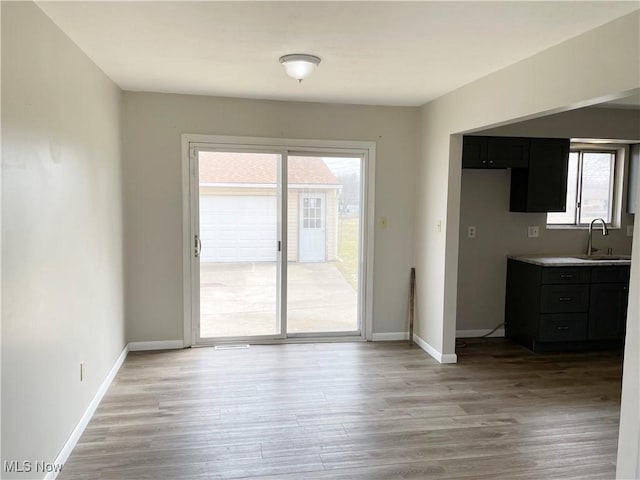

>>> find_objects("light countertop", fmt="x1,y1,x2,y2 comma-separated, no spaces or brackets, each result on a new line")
508,254,632,267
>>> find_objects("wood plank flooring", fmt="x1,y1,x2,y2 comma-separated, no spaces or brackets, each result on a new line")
59,339,623,479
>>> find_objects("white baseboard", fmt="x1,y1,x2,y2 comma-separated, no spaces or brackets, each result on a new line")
372,331,459,364
372,332,409,341
128,340,184,351
47,344,129,480
46,339,184,478
456,328,505,338
412,333,458,364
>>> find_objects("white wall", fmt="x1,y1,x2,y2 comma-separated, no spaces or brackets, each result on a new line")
1,2,125,476
122,93,419,342
415,10,639,358
457,107,639,332
617,193,640,479
415,9,639,476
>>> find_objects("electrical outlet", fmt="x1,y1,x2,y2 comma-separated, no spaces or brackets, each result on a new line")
627,225,634,237
468,226,476,238
527,226,539,238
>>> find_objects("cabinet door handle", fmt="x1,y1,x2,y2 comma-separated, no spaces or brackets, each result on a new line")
560,274,573,279
558,297,572,302
557,325,569,330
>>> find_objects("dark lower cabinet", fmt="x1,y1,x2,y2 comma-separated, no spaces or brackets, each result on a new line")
505,259,629,352
588,283,629,340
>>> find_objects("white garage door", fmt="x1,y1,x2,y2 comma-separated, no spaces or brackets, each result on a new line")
200,195,277,262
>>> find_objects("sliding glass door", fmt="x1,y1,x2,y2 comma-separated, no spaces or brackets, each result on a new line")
194,150,283,341
286,155,361,335
189,143,368,344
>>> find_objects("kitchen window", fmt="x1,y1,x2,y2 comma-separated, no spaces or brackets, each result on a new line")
547,144,625,228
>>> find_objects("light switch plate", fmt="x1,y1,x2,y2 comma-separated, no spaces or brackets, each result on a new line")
527,226,539,238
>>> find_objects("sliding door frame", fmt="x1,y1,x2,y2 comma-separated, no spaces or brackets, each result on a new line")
181,134,376,347
189,145,287,345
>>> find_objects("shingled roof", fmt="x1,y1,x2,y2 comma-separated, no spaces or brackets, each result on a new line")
199,152,339,185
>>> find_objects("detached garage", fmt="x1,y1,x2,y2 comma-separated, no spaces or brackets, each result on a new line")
199,195,277,262
199,152,341,263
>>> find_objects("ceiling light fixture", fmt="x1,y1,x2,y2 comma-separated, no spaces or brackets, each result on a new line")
279,54,321,82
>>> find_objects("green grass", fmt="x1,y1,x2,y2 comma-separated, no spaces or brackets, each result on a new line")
336,216,360,290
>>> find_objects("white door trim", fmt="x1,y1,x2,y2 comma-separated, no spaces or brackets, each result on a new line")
181,134,376,346
181,135,193,347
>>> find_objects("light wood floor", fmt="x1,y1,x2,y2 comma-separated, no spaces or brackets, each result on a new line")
59,339,623,479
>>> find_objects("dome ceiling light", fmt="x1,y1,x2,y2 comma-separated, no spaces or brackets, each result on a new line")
279,54,321,82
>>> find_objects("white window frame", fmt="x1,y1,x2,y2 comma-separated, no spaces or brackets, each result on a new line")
547,142,626,229
181,134,376,347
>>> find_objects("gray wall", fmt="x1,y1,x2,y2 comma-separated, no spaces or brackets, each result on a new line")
1,2,125,475
457,107,639,332
414,11,639,472
415,11,639,357
122,92,419,342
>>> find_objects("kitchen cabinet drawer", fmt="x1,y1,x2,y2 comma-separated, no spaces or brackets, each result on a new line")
539,314,588,342
540,285,589,313
590,266,630,284
541,267,590,285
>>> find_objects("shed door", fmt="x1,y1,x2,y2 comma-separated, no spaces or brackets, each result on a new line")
299,193,326,262
200,195,277,262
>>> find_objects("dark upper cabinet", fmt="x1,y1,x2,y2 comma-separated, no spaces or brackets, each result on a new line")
487,137,529,168
462,136,529,169
509,138,569,212
628,144,638,214
462,136,487,168
462,135,570,213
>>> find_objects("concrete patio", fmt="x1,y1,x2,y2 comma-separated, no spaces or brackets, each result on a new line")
199,261,358,337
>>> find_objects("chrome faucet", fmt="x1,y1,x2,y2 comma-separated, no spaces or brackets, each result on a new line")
586,218,609,256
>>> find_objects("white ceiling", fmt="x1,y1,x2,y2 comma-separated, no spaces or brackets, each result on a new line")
37,1,640,107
